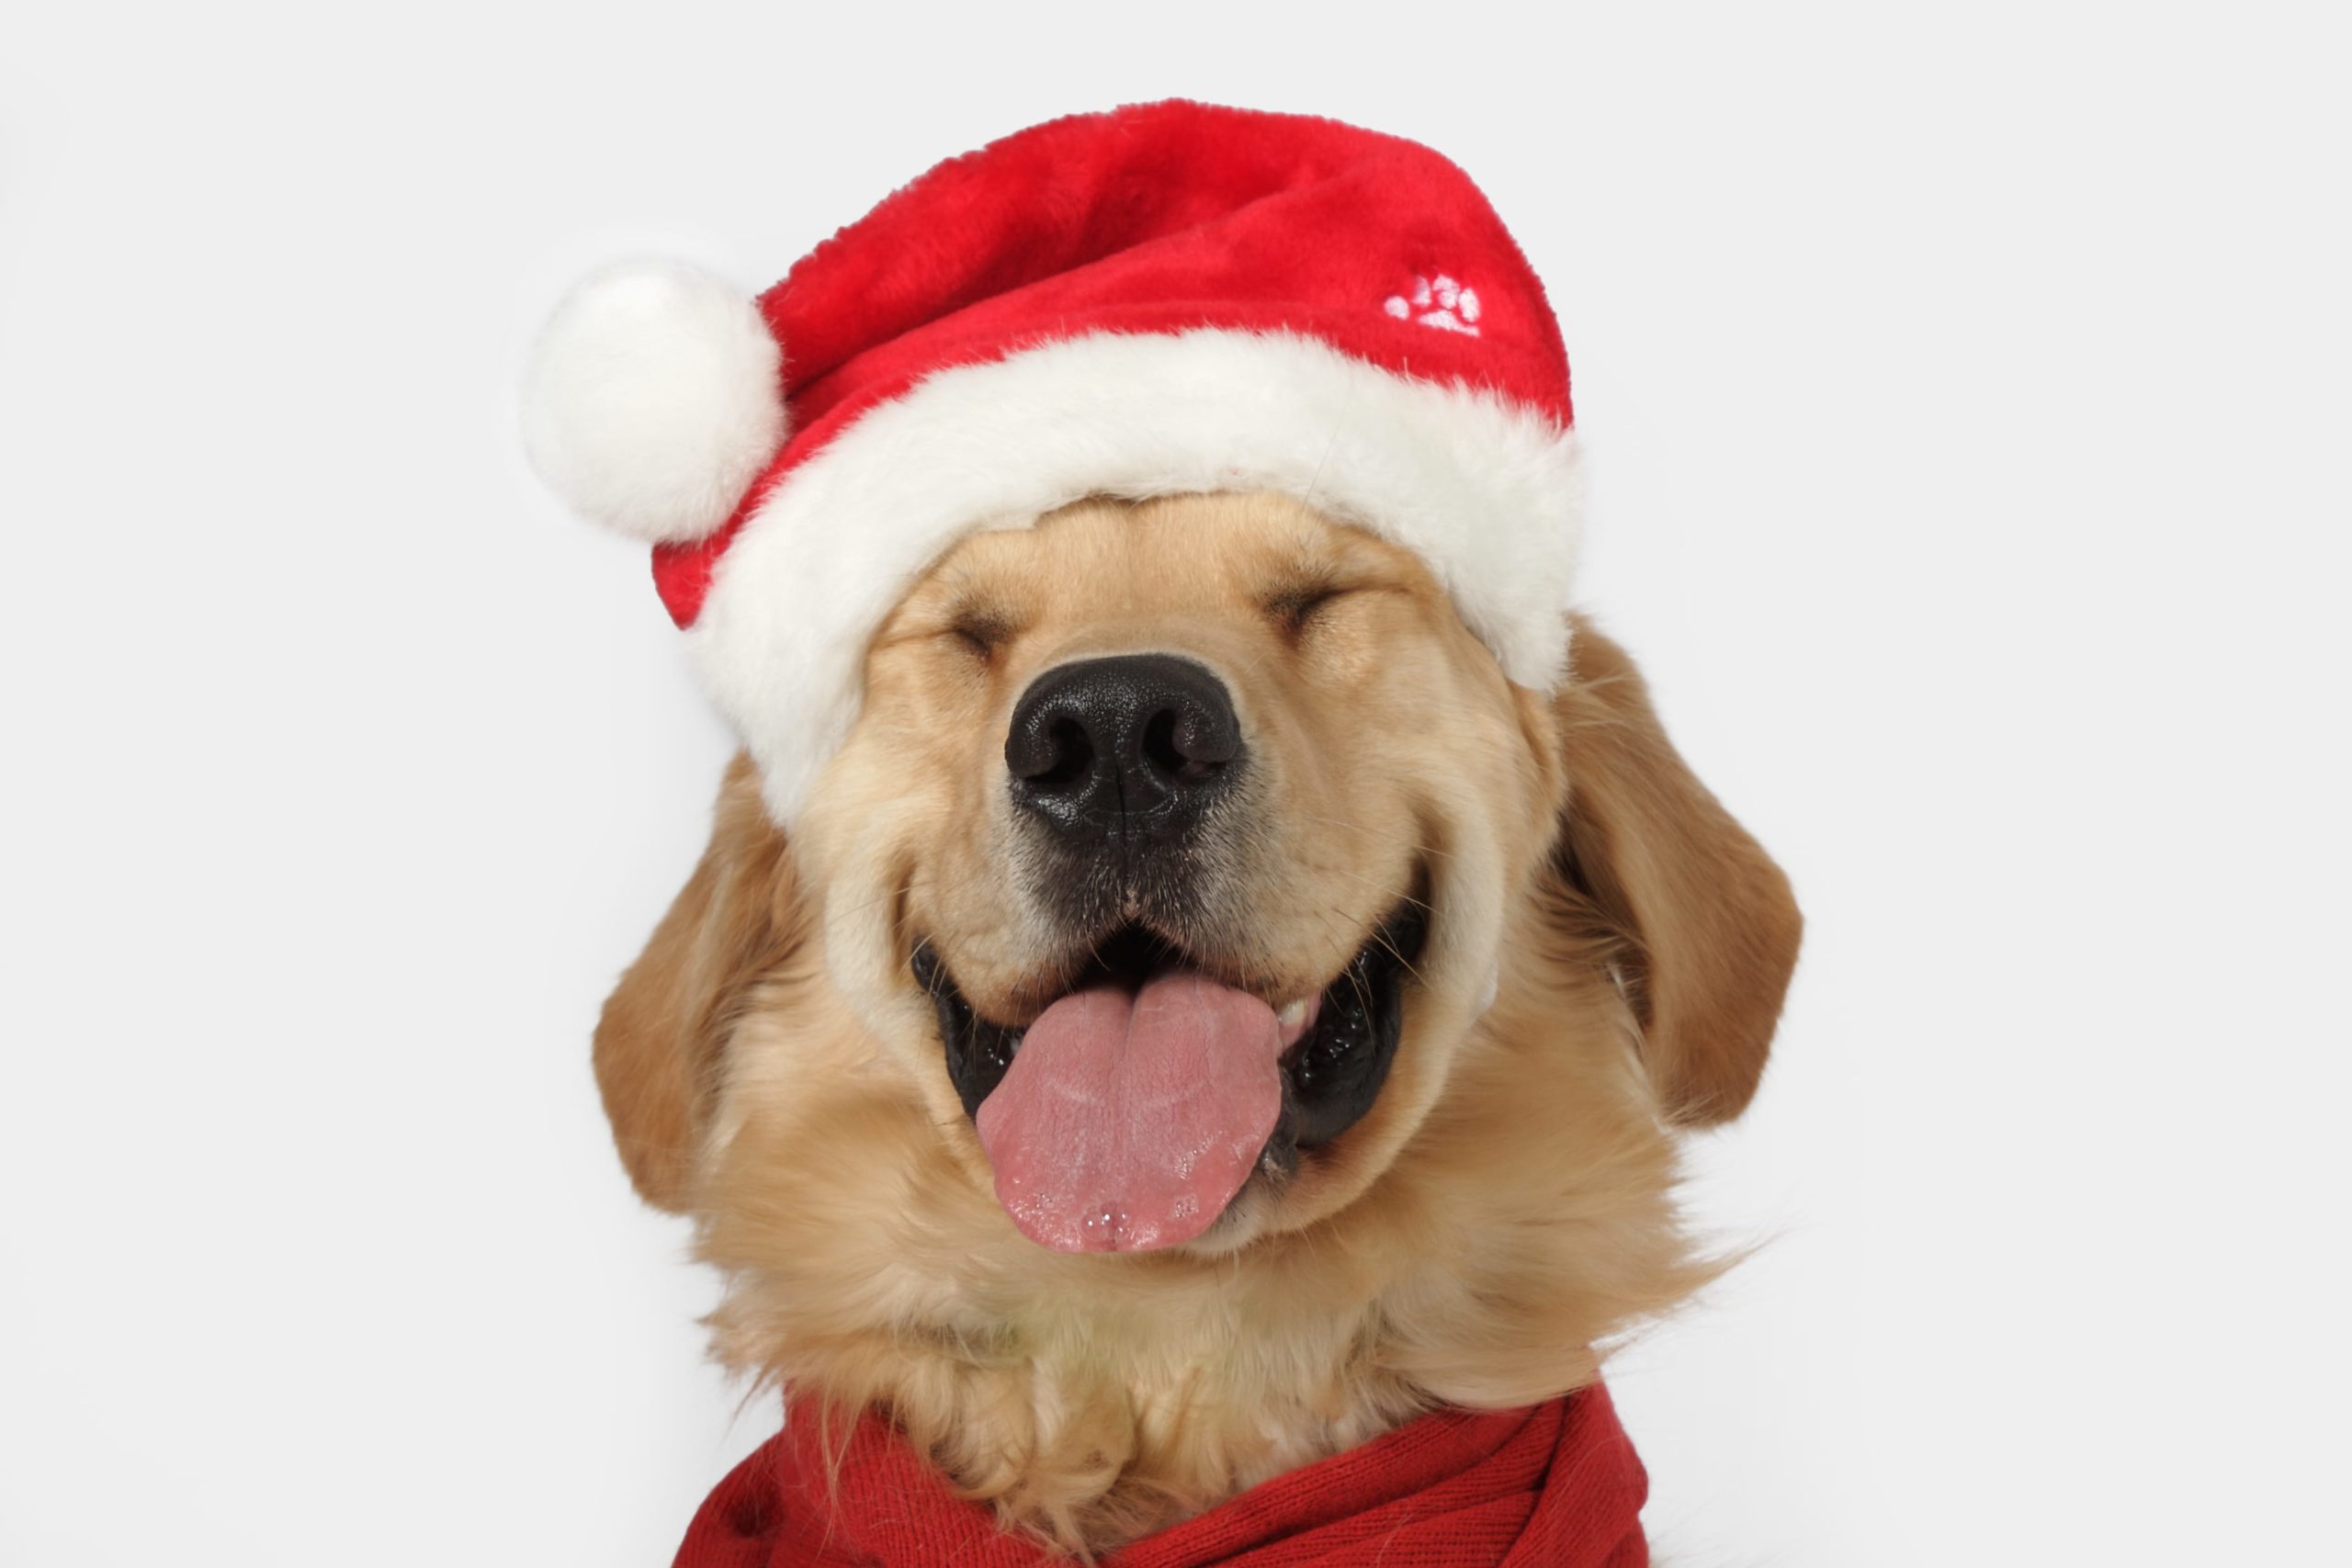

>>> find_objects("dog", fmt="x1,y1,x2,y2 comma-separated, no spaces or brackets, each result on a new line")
525,100,1803,1562
591,489,1800,1554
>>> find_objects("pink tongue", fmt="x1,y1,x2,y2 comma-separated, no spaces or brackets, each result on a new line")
975,970,1283,1253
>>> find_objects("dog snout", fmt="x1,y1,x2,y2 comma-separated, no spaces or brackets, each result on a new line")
1005,654,1243,846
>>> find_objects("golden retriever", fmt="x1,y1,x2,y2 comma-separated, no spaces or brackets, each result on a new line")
594,488,1800,1554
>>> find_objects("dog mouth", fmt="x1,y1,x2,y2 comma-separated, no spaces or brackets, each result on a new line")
911,900,1430,1254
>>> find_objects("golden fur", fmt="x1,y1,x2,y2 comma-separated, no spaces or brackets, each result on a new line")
594,491,1801,1554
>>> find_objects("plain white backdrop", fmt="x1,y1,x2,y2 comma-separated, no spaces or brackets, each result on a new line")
4,3,2346,1563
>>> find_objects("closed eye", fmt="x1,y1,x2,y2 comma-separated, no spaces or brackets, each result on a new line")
945,604,1019,660
1261,581,1351,637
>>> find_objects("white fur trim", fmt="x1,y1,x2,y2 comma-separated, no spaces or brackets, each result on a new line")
686,330,1583,822
522,261,786,544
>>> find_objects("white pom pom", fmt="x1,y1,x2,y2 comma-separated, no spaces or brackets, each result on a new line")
522,261,786,544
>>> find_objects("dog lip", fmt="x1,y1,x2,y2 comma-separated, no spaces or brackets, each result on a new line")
912,942,1026,1119
1265,896,1430,1160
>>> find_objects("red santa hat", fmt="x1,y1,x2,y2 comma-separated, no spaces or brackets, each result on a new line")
525,101,1583,821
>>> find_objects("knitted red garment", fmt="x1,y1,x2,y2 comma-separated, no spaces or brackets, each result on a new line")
673,1385,1646,1567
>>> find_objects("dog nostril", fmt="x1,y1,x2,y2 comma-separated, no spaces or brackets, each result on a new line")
1006,710,1095,791
1142,707,1228,785
1029,717,1094,790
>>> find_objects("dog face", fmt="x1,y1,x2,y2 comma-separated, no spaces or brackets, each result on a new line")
796,491,1561,1254
590,488,1800,1544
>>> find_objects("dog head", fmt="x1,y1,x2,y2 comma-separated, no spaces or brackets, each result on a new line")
594,490,1799,1260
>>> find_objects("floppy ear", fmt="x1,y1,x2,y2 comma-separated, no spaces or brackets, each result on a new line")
1551,616,1803,1126
594,753,801,1210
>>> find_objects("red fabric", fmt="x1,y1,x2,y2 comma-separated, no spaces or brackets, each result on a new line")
654,100,1571,626
672,1386,1645,1568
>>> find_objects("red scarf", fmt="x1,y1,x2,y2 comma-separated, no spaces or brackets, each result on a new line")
673,1385,1646,1567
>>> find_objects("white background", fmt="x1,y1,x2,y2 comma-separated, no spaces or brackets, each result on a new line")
4,4,2346,1563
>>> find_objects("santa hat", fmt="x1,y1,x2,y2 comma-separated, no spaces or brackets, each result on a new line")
525,101,1582,821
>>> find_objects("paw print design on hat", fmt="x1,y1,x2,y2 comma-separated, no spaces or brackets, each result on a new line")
1384,274,1482,335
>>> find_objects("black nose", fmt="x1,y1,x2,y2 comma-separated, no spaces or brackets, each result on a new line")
1005,654,1243,844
